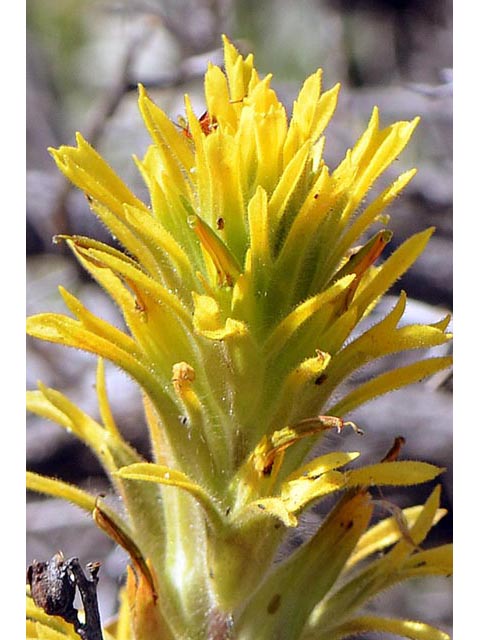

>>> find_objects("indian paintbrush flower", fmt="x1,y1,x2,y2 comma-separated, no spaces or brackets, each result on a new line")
27,36,452,640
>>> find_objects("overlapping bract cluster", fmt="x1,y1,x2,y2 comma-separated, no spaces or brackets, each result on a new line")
27,37,452,640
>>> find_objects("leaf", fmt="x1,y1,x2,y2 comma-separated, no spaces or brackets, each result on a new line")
353,227,434,319
285,451,360,482
27,382,140,475
346,505,447,569
309,487,445,630
281,469,346,513
75,245,191,324
402,544,453,577
26,597,77,638
26,314,162,404
269,141,311,226
328,355,453,416
27,622,75,639
50,133,147,218
26,472,97,512
319,291,451,401
95,358,121,439
235,497,299,528
332,168,417,267
235,491,373,640
137,84,194,179
116,463,224,530
265,275,355,358
126,563,175,640
25,472,139,551
346,461,444,488
308,615,450,640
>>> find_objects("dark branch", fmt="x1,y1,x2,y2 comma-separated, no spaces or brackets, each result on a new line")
27,553,104,640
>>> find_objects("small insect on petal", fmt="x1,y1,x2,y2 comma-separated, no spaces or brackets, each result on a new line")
179,111,219,139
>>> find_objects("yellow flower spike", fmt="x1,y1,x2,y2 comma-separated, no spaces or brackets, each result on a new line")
390,484,442,555
280,469,347,514
57,285,139,355
172,361,196,396
122,204,195,294
234,496,298,528
330,229,393,309
27,382,116,466
284,69,322,151
403,543,453,578
287,451,361,482
170,361,230,481
237,415,358,504
349,116,420,210
264,352,332,433
249,78,288,192
27,386,170,569
283,72,340,166
182,95,211,211
74,245,191,324
26,313,154,387
316,291,452,406
204,63,236,130
28,36,452,639
82,198,160,276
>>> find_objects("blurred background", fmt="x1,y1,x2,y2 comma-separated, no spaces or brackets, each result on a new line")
26,0,453,635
